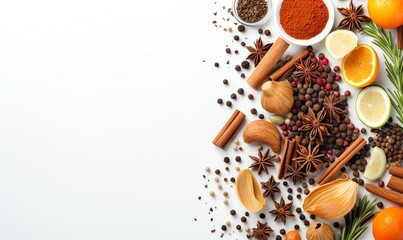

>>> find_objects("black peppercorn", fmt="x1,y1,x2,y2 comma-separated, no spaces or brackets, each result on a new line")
259,213,265,219
248,94,254,100
230,210,236,215
221,225,227,231
241,61,249,69
235,156,241,162
276,235,282,240
258,28,263,34
237,25,245,32
230,177,235,182
235,65,241,71
223,79,228,85
296,207,301,213
241,216,247,222
230,93,237,99
258,114,264,119
237,88,244,94
225,48,231,54
226,101,232,107
214,62,219,67
224,157,230,163
294,224,300,230
280,229,286,235
264,29,271,36
251,108,257,114
333,222,340,228
217,98,223,104
377,202,384,208
234,35,239,41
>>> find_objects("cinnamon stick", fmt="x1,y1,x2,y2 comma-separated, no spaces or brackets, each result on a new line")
365,183,403,207
390,165,403,178
398,25,403,49
247,37,290,90
283,138,295,177
268,49,309,81
278,138,289,179
212,110,245,149
387,175,403,193
291,135,302,166
279,66,296,82
317,136,366,185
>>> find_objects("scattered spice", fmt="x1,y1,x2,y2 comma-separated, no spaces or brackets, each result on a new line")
299,108,331,141
269,197,295,224
261,176,280,199
337,0,371,31
249,148,275,175
246,37,273,67
280,0,329,39
236,0,268,24
294,57,321,86
294,143,325,173
251,221,273,240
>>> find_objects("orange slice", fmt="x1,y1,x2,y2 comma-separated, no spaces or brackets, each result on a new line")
341,44,379,88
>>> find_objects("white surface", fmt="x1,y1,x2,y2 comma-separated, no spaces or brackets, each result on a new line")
0,0,399,239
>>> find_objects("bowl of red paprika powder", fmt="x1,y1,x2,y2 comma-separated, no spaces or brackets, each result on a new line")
273,0,335,46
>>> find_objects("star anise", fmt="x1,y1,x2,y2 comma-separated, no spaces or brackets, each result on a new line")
269,197,295,224
261,176,280,199
294,143,325,173
298,107,332,141
249,148,275,175
246,37,273,67
285,164,306,184
293,57,321,86
337,0,371,31
251,221,274,240
323,94,344,123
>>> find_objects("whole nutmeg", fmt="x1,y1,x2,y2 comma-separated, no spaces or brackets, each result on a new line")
285,229,302,240
306,222,334,240
261,81,294,114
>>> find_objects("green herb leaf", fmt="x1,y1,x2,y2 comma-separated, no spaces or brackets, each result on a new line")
338,195,378,240
362,21,403,125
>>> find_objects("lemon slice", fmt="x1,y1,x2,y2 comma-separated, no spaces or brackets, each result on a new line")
356,86,391,128
325,30,358,59
364,147,386,180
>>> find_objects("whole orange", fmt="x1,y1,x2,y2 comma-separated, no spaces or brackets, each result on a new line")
372,207,403,240
368,0,403,29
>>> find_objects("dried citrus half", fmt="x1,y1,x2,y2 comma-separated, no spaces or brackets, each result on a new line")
341,44,379,88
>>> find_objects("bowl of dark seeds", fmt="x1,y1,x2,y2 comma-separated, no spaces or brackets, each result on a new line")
233,0,272,27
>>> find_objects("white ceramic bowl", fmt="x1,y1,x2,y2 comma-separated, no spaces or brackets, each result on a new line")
273,0,335,46
233,0,272,27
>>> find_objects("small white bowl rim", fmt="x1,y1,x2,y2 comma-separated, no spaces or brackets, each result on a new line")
233,0,273,27
273,0,335,46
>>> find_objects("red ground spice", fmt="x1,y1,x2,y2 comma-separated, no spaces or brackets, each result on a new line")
280,0,329,40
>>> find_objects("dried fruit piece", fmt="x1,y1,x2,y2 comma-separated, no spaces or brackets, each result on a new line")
285,229,302,240
306,222,334,240
303,173,358,220
236,169,266,212
243,120,282,153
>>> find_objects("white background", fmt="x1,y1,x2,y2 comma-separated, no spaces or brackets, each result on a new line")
0,0,399,239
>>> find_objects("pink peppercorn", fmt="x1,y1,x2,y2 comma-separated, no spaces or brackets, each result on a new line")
344,109,349,114
353,128,359,134
335,75,342,81
325,83,332,90
274,156,280,162
311,57,317,63
334,66,340,72
343,140,349,147
347,123,355,130
321,58,329,65
294,77,299,82
292,108,298,115
317,65,324,72
281,124,287,131
316,78,322,85
328,156,335,162
295,119,301,126
291,81,297,87
345,90,351,97
327,149,333,155
334,91,340,97
309,52,315,57
305,94,311,100
282,131,288,136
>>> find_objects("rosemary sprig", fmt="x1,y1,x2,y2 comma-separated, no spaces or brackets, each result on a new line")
338,196,377,240
362,21,403,125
